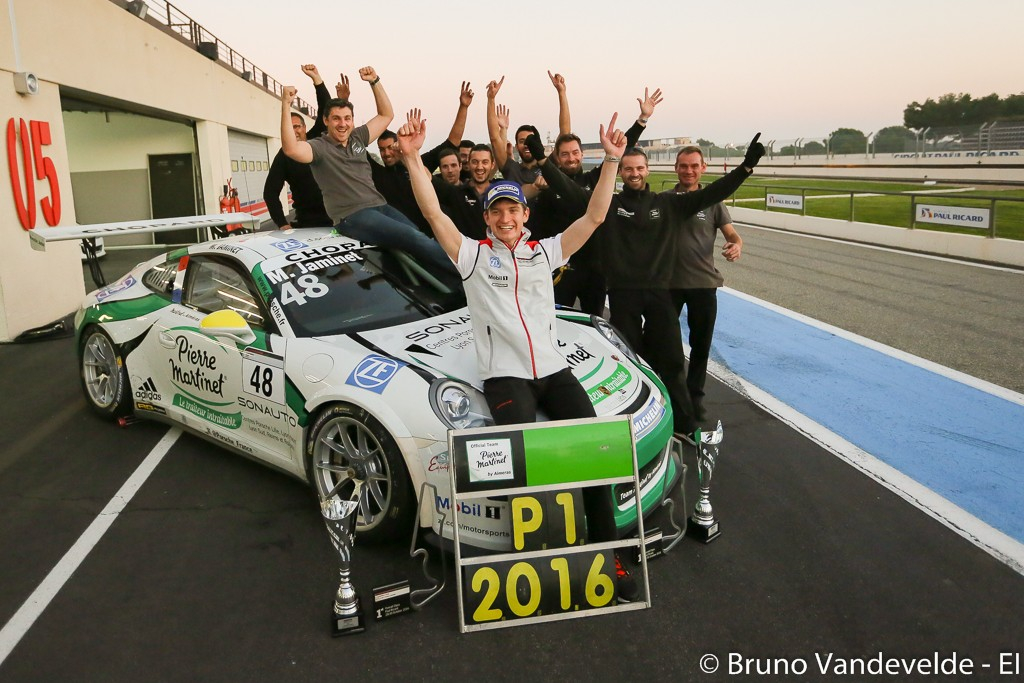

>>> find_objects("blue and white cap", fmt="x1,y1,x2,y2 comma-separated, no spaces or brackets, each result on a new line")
483,181,527,209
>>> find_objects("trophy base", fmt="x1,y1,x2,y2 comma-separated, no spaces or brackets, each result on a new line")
330,598,366,637
687,517,721,544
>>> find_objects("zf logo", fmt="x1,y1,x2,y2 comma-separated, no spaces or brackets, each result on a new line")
345,354,405,394
135,377,162,401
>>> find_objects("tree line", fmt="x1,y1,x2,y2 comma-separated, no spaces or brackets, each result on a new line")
694,92,1023,157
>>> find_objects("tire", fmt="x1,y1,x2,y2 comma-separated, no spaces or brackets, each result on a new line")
79,326,131,418
306,403,414,543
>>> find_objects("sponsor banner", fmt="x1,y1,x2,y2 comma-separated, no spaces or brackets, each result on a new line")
345,354,405,394
917,203,990,229
585,363,632,405
173,394,242,429
466,438,515,483
767,193,803,210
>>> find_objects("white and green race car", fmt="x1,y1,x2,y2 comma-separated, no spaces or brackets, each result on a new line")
39,219,682,550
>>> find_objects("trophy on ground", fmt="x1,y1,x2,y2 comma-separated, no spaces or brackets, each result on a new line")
688,420,724,543
321,489,366,636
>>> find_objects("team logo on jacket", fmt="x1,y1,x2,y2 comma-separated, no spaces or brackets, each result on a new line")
489,256,500,268
649,208,661,220
345,354,405,394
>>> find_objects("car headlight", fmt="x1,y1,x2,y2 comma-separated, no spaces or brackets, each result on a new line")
590,315,640,364
430,379,493,430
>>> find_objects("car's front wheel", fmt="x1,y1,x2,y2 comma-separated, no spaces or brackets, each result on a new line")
79,326,131,418
306,403,414,543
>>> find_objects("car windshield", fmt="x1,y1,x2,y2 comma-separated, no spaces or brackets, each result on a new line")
265,247,465,337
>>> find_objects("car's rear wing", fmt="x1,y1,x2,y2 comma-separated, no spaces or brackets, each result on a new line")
28,213,258,251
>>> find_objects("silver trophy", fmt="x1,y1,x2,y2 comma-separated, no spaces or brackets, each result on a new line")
688,420,724,543
321,491,366,636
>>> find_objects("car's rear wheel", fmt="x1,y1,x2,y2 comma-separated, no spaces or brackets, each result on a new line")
306,403,414,543
79,326,131,418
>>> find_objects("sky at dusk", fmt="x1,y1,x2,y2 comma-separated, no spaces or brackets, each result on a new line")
166,0,1023,148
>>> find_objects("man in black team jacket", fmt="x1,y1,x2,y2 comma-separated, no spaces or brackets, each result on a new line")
601,137,765,440
531,86,664,314
263,64,334,229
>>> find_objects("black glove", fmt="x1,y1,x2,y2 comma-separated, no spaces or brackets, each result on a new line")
742,132,765,169
524,133,546,162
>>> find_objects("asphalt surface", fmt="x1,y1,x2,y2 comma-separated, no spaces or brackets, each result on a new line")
0,237,1021,681
722,225,1024,394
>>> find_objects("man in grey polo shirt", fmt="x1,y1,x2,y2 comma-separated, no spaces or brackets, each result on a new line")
279,67,453,275
664,145,744,422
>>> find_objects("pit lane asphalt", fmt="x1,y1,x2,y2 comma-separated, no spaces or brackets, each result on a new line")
0,241,1021,681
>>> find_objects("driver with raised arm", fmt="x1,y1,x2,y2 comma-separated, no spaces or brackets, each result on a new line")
397,110,625,426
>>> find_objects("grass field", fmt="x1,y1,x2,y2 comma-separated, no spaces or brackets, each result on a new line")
645,172,1024,240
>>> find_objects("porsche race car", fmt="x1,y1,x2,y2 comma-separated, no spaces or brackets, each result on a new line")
39,219,683,550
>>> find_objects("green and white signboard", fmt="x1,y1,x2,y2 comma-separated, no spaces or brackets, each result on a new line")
450,415,651,632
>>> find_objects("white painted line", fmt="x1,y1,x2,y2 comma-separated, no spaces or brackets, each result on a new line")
735,222,1024,274
722,286,1024,406
704,356,1024,576
0,427,181,666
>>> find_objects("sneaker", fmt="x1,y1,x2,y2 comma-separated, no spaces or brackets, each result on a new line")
614,553,640,603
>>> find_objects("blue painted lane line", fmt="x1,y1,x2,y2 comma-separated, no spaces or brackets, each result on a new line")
706,289,1024,543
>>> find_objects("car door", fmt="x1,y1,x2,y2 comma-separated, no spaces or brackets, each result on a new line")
152,254,292,467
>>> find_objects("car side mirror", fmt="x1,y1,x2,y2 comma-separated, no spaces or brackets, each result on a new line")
200,310,257,345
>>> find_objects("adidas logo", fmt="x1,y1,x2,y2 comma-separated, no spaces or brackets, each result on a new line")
135,377,162,401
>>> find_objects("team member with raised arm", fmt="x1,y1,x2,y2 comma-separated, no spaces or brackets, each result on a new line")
279,67,453,274
601,136,765,441
536,84,664,314
485,71,571,195
263,64,333,229
663,146,745,423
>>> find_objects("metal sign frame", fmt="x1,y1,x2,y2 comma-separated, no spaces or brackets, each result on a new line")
449,415,651,633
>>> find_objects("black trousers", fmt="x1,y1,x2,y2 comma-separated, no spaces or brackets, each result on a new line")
483,368,596,425
607,288,697,435
482,368,615,541
671,288,718,405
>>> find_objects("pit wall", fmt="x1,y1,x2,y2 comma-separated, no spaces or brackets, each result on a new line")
728,207,1024,269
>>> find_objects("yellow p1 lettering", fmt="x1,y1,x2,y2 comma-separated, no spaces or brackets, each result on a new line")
511,496,543,550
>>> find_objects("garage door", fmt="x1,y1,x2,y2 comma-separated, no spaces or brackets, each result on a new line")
227,129,270,221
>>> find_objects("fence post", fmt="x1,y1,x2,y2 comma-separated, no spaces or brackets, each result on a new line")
909,195,916,230
990,198,997,239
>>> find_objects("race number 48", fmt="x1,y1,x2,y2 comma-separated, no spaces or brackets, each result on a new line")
6,118,61,230
241,355,285,404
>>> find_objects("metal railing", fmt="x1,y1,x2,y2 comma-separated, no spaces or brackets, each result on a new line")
660,182,1023,240
119,0,315,115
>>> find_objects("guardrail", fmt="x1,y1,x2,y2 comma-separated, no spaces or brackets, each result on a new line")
658,180,1024,240
122,0,316,116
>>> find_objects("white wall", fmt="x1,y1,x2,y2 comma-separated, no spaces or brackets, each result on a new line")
0,0,289,339
63,111,195,172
